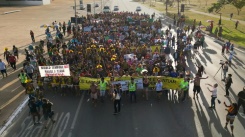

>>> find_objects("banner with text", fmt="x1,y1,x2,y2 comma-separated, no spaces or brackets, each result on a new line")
38,64,71,77
79,76,183,90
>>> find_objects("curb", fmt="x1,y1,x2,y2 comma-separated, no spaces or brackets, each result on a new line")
3,10,21,15
0,96,28,135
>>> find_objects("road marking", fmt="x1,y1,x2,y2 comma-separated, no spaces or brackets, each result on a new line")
68,93,85,137
0,90,25,110
58,112,70,137
0,78,19,91
11,85,22,92
50,112,64,137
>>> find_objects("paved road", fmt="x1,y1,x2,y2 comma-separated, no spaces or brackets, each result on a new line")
1,0,245,137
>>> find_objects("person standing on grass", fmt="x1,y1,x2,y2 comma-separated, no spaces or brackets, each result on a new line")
0,59,8,78
207,83,218,109
235,21,239,29
192,73,208,100
225,74,233,97
230,13,233,20
42,98,56,130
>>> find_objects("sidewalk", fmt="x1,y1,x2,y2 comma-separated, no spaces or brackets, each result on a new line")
189,9,245,25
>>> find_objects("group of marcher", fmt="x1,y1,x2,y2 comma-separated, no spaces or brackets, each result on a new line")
1,11,244,134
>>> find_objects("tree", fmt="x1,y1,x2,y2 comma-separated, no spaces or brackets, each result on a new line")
231,0,245,15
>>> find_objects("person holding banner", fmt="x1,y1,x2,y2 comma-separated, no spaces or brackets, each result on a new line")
180,78,189,102
129,78,137,103
143,75,150,101
99,77,108,102
155,79,163,101
90,82,98,107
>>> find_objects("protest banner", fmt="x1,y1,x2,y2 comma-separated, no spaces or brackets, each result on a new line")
79,76,182,90
38,64,71,77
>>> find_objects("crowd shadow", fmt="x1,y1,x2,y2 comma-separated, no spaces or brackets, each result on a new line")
198,89,231,137
203,48,217,54
202,50,213,64
198,53,207,66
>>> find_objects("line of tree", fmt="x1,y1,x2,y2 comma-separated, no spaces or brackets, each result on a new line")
208,0,245,15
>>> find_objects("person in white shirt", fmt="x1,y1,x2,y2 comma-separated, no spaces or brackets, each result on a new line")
155,79,163,100
207,83,218,109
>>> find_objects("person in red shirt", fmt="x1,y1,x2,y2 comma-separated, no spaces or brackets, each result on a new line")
8,54,17,70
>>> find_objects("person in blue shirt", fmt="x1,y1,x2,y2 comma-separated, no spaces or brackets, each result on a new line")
170,70,179,78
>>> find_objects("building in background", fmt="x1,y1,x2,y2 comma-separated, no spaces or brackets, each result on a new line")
0,0,51,6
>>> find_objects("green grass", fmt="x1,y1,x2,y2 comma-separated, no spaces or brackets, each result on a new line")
139,0,245,48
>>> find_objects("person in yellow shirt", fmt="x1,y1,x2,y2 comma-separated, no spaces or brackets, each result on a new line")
60,77,67,96
51,77,59,92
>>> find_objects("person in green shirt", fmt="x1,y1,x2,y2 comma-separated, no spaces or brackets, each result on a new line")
135,64,144,75
129,77,137,103
179,78,189,102
99,77,107,102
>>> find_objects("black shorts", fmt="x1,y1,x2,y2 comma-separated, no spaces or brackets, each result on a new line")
193,85,201,93
156,91,162,94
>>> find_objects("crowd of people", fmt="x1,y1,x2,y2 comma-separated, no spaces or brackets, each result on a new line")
0,11,244,133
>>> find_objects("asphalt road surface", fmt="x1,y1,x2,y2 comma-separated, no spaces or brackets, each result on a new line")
1,0,245,137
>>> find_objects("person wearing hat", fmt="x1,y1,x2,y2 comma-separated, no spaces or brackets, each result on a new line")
129,77,137,103
18,70,28,88
3,48,10,65
225,74,233,97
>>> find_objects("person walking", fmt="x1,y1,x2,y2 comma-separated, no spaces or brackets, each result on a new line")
112,84,122,115
230,13,233,20
224,102,238,136
129,77,137,103
28,97,41,125
30,30,35,43
235,21,239,29
225,74,233,97
24,62,35,79
155,79,163,101
42,98,56,130
0,59,8,78
192,73,208,99
207,83,218,109
8,54,17,71
99,77,107,102
13,45,19,60
4,48,11,65
237,86,245,115
18,70,28,88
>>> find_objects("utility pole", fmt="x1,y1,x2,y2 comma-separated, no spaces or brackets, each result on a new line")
101,0,103,12
94,0,95,14
74,0,77,26
177,0,180,15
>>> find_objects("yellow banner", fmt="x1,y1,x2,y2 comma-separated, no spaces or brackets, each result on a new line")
79,76,183,90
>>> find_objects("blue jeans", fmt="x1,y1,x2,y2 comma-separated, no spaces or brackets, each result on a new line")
211,96,217,108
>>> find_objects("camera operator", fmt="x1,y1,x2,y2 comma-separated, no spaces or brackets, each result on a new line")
222,61,229,81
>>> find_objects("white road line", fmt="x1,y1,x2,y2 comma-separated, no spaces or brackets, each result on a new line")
11,85,22,93
68,93,85,137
